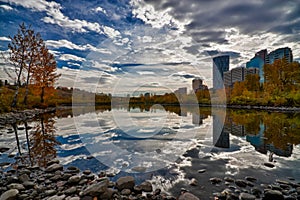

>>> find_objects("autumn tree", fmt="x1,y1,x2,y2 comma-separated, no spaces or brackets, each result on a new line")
31,44,60,104
264,59,300,95
245,74,260,92
8,23,30,107
7,23,45,107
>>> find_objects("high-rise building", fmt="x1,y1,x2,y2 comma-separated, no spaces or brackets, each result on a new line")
223,71,232,87
192,78,208,92
255,49,267,63
266,47,293,64
223,67,259,87
192,78,203,92
246,50,267,83
231,67,246,83
213,55,229,89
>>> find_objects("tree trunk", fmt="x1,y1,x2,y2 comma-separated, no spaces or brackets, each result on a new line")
41,86,45,103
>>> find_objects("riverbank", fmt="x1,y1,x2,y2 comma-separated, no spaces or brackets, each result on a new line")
0,107,58,126
0,150,300,200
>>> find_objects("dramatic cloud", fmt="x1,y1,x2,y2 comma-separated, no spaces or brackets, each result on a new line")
0,4,12,10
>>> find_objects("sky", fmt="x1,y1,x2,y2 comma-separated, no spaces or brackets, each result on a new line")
0,0,299,95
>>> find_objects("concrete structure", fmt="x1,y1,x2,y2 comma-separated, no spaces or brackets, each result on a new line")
266,47,293,64
213,55,229,89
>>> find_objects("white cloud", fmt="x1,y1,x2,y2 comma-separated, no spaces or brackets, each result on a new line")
2,0,120,39
45,39,111,54
0,36,11,41
59,54,85,62
0,4,13,10
92,6,107,15
130,0,188,32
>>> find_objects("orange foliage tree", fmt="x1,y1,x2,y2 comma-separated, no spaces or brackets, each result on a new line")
31,44,60,105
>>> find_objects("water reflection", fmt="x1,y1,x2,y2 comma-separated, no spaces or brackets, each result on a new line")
220,110,300,157
1,106,300,172
6,114,60,168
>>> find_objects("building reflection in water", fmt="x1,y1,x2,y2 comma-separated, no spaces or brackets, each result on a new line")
219,111,295,157
213,114,230,148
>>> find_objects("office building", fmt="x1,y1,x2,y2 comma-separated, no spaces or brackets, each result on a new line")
223,67,259,87
192,78,208,93
246,49,267,83
266,47,293,64
213,55,230,89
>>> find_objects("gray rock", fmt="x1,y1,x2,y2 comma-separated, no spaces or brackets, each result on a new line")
82,179,108,196
197,169,206,173
240,192,256,200
65,186,77,195
68,197,80,200
210,177,222,184
47,194,66,200
263,190,284,200
190,178,198,186
264,162,275,168
47,159,60,166
121,189,131,195
245,176,257,182
0,189,19,200
45,163,63,173
7,183,25,190
68,175,81,184
140,181,153,192
178,192,200,200
22,181,35,189
18,174,29,183
115,176,135,191
224,177,235,182
44,189,57,196
235,179,248,188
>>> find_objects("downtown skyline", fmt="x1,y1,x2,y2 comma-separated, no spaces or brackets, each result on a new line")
0,0,299,95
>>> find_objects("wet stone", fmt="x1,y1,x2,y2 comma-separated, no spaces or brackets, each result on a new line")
68,175,81,184
140,181,153,192
224,177,235,182
189,178,198,186
44,189,57,197
245,176,257,182
197,169,206,173
22,181,35,189
121,189,131,195
0,189,19,200
116,176,135,191
263,189,284,200
65,186,77,195
7,183,25,190
210,177,222,184
235,179,248,188
45,163,63,173
239,192,256,200
264,162,275,168
83,169,91,175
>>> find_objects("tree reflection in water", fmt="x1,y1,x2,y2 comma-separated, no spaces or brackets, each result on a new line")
12,114,60,168
29,114,60,167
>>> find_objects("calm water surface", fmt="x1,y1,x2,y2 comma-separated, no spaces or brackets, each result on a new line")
0,106,300,184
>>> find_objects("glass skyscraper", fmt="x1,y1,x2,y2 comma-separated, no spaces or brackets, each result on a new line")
213,55,229,89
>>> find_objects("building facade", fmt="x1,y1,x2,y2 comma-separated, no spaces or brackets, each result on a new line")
265,47,293,64
213,55,230,89
224,67,259,87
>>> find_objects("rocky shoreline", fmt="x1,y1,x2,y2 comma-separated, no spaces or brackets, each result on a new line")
0,108,57,126
0,157,299,200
